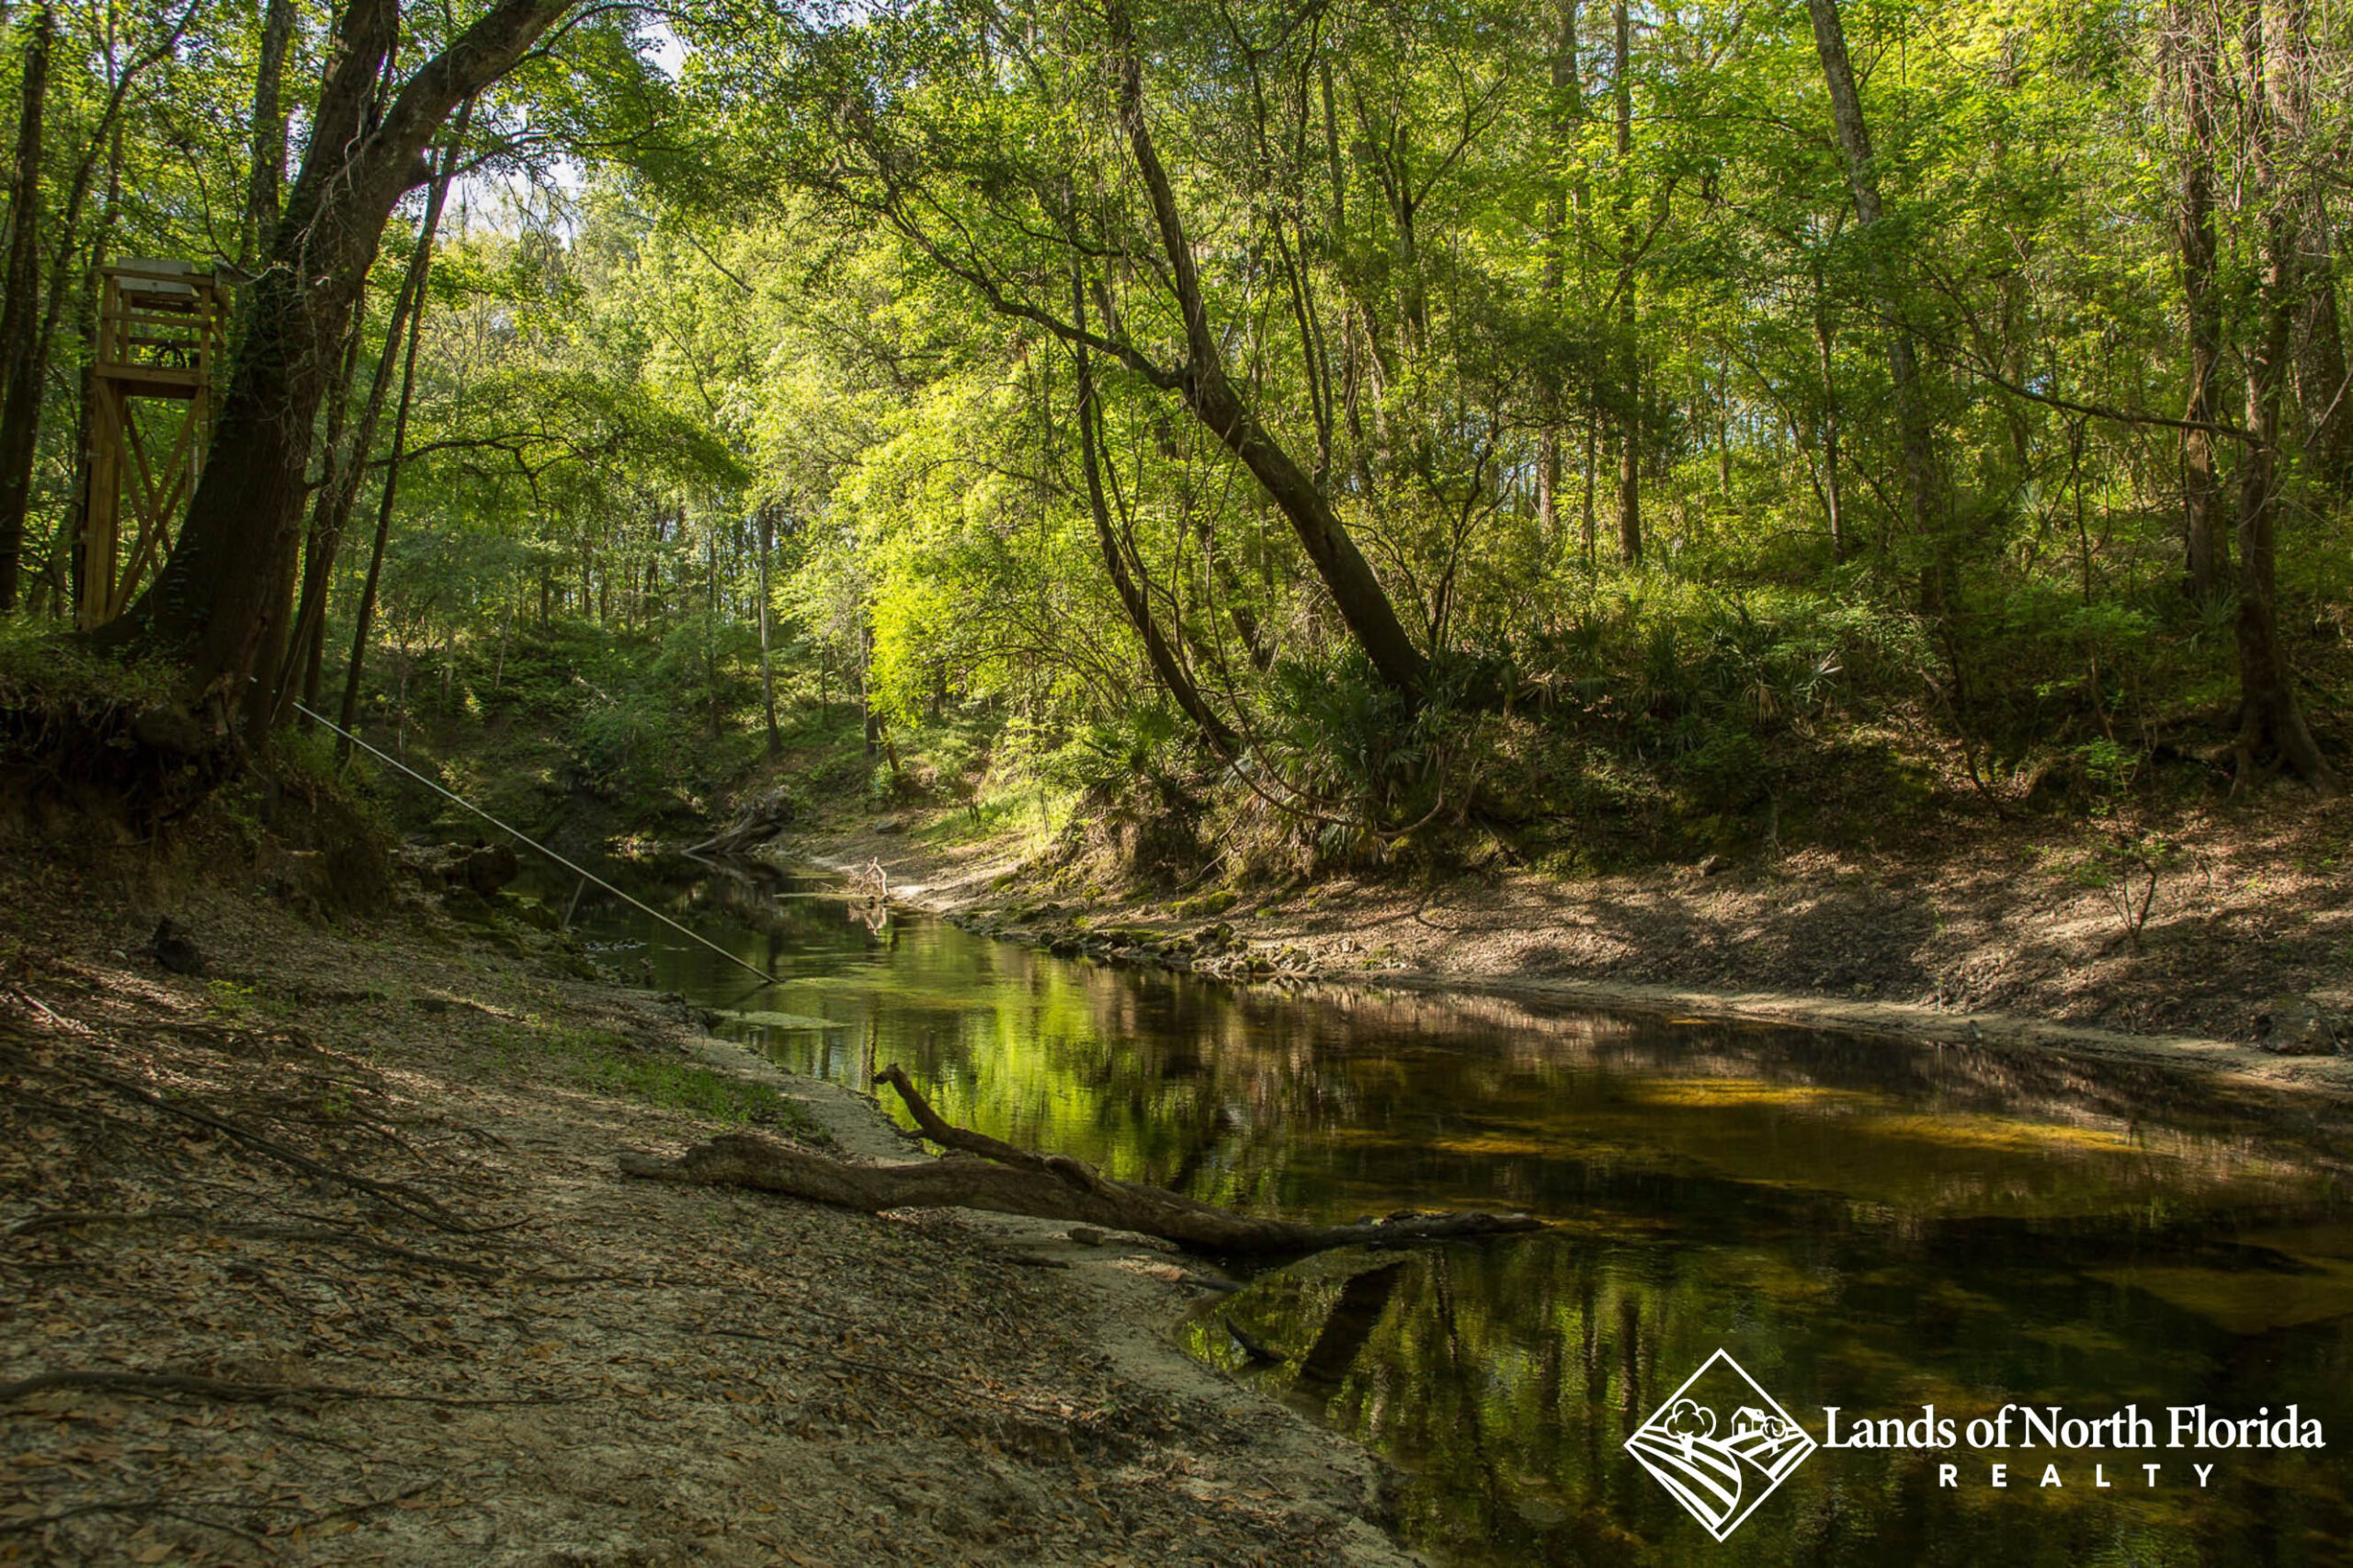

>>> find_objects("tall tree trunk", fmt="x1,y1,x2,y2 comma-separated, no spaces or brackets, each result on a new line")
860,624,881,759
1611,0,1641,566
1213,552,1274,674
0,2,52,614
239,0,296,271
2173,0,2229,603
1805,0,1941,593
224,0,302,714
2281,19,2347,491
705,529,722,738
278,131,457,731
2298,218,2350,490
290,327,366,723
67,118,125,625
335,108,471,756
1814,300,1847,558
1579,415,1598,562
1715,352,1732,494
1536,0,1582,551
95,0,582,722
2232,0,2339,796
757,505,780,759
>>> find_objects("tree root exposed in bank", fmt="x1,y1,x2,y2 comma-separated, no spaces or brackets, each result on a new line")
619,1063,1543,1255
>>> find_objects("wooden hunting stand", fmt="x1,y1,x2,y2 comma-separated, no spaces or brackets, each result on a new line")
76,260,231,630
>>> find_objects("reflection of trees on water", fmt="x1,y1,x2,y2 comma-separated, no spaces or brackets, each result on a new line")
557,867,2345,1250
1245,983,2353,1176
1208,1231,2350,1567
900,959,2346,1221
570,866,2350,1565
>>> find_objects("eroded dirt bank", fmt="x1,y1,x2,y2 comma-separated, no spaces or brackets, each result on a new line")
0,852,1420,1567
795,798,2353,1098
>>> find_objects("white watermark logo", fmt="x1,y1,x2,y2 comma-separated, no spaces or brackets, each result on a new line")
1625,1350,1816,1540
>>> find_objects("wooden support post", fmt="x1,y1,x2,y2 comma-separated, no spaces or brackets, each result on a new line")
76,260,227,629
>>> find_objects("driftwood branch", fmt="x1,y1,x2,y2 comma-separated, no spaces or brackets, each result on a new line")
618,1063,1541,1256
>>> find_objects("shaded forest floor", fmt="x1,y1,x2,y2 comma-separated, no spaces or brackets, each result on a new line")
790,787,2353,1096
0,833,1421,1567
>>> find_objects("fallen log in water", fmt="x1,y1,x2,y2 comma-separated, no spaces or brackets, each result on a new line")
617,1064,1543,1255
683,786,800,858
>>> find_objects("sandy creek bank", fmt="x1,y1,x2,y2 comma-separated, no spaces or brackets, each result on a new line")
0,852,1424,1567
795,805,2353,1101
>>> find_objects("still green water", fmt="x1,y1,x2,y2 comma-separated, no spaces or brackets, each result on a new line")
534,861,2353,1566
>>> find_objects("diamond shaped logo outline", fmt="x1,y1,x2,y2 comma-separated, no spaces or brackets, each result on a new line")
1623,1348,1817,1541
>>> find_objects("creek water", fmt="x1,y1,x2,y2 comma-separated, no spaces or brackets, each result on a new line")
525,859,2353,1566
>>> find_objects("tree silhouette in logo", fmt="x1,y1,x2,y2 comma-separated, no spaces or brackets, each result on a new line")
1662,1398,1717,1456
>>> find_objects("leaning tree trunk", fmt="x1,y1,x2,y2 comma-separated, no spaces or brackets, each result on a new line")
92,0,582,721
1107,0,1429,701
620,1067,1541,1256
1073,272,1234,754
92,0,401,693
0,2,53,615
